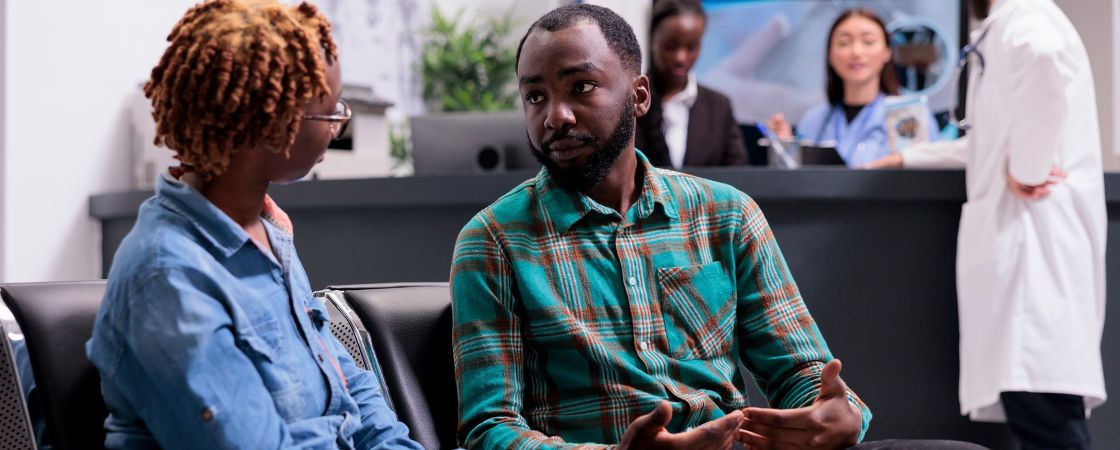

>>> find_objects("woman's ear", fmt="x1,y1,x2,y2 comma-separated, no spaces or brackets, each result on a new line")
633,74,652,118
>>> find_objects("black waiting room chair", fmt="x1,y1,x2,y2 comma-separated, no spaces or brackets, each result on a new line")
327,282,457,450
1,281,109,450
1,300,38,450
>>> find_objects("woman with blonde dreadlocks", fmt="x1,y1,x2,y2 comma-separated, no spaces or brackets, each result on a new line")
85,1,422,448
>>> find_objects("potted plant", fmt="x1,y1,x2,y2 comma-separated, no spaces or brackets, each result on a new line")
419,6,518,112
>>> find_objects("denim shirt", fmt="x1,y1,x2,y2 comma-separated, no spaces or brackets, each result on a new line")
86,174,421,450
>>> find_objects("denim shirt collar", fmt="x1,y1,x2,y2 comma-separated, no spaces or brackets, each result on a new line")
535,149,678,232
154,173,291,260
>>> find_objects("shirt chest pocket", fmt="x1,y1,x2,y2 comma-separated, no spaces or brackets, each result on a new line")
250,317,288,355
239,317,322,420
656,262,736,360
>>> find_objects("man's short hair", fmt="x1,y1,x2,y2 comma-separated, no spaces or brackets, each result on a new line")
516,4,642,76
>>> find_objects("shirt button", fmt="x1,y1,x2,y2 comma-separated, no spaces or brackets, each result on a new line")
628,277,637,286
639,341,649,351
318,354,325,363
201,407,215,422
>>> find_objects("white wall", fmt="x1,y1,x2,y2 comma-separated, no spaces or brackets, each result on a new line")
1,1,199,283
584,0,650,70
0,0,6,282
435,0,561,27
1055,0,1120,170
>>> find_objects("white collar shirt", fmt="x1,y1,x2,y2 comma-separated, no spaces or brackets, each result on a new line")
661,73,699,169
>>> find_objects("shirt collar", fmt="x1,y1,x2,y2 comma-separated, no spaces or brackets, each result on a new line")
665,73,699,109
155,172,293,258
535,149,678,233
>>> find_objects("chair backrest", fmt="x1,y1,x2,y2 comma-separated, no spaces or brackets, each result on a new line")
331,282,456,450
0,305,37,450
314,289,396,411
1,281,108,450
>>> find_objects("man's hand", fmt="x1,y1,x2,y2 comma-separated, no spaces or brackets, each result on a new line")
861,152,903,169
739,360,861,449
618,401,745,450
1007,166,1066,200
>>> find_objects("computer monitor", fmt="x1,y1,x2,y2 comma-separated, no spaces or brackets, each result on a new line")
410,111,539,175
801,145,845,166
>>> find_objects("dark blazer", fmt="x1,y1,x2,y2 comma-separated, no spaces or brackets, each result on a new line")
636,85,747,168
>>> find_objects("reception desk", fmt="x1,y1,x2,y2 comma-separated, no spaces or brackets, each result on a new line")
90,169,1120,448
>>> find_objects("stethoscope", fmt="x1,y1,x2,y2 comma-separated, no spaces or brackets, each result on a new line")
811,95,882,161
950,27,990,131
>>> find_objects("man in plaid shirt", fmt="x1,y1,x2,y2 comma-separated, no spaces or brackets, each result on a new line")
451,5,982,450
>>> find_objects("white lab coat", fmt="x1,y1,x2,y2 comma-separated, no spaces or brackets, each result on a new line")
902,0,1107,422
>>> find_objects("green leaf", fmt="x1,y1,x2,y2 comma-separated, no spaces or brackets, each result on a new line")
418,5,519,112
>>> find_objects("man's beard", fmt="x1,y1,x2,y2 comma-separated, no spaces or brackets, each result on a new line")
529,99,635,192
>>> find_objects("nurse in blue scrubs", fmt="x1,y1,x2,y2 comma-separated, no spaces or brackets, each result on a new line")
767,9,939,167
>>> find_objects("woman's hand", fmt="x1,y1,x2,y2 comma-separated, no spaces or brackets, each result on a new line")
765,113,795,142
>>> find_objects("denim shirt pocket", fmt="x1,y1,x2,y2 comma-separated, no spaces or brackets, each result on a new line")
233,284,293,359
235,314,312,419
237,321,278,363
254,317,289,352
656,261,736,360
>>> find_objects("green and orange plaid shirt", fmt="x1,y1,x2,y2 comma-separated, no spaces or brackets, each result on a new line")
451,151,871,449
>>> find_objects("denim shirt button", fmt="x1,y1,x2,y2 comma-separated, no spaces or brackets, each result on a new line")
201,407,215,422
318,354,325,363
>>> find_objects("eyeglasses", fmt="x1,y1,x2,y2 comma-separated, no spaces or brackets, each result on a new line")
950,28,989,131
303,98,352,140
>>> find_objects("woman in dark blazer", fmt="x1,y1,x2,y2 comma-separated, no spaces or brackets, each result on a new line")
636,0,747,169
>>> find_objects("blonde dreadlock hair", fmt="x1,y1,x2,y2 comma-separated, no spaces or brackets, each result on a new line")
145,0,338,179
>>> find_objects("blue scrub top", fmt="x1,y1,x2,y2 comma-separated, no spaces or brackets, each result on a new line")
797,94,939,167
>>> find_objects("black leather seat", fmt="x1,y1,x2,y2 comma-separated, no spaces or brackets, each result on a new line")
1,281,108,450
331,282,456,450
315,288,396,409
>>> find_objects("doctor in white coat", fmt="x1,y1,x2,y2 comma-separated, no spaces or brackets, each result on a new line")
867,0,1106,448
